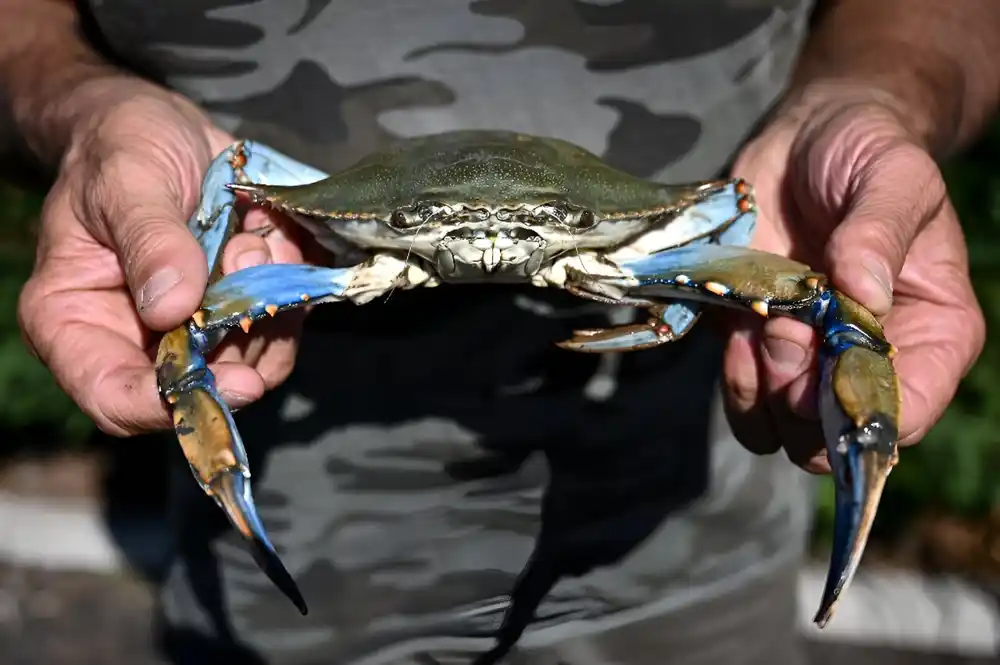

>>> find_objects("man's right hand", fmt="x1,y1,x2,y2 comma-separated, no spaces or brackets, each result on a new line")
17,81,306,436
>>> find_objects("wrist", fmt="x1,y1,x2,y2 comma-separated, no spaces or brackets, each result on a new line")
1,2,217,170
789,0,1000,158
0,0,118,167
779,0,1000,157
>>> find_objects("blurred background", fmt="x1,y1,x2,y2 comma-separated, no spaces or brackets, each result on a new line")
0,125,997,663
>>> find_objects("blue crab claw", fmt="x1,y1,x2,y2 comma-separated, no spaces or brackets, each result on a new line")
156,255,414,613
210,469,309,615
560,244,901,627
813,300,901,627
157,139,425,614
157,324,309,615
817,404,897,627
154,140,336,615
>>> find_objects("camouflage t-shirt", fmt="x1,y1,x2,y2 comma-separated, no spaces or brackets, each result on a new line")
81,2,817,664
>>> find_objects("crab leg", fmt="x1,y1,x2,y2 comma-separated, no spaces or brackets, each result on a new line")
189,140,329,277
157,140,385,615
157,256,418,615
561,244,900,627
547,178,761,352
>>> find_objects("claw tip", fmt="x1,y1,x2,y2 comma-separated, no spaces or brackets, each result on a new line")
211,470,309,616
249,540,309,615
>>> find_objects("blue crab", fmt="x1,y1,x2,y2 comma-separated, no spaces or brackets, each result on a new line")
156,130,900,628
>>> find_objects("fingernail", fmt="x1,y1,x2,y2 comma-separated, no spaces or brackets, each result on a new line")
763,337,807,373
235,249,270,271
862,257,893,307
220,389,254,410
138,267,183,311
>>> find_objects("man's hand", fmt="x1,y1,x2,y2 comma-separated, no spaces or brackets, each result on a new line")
724,95,986,472
16,80,306,436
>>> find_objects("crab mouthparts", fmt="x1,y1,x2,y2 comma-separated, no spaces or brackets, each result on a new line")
459,231,507,272
439,229,536,276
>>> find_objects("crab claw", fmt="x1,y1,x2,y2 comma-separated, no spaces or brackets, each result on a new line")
157,325,308,616
558,243,902,625
813,297,900,627
210,468,309,615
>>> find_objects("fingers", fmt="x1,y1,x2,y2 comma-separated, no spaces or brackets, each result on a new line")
88,360,266,436
18,250,265,436
722,320,781,455
15,94,313,437
723,312,826,470
19,292,265,436
759,317,826,472
213,230,305,389
76,147,306,416
731,124,953,467
823,141,945,317
223,230,273,274
78,152,211,331
880,209,986,443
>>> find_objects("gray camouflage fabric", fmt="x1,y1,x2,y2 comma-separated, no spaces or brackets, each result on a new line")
80,1,818,663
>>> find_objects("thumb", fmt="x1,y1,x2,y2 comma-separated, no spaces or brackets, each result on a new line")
125,215,210,331
87,157,210,331
821,141,945,316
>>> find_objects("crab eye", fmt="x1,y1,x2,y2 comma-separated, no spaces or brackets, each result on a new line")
579,210,596,226
391,210,408,226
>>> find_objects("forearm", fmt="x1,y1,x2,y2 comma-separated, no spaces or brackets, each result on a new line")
781,0,1000,156
0,0,156,168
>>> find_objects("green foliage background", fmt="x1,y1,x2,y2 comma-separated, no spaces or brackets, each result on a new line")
0,183,93,442
1,126,998,549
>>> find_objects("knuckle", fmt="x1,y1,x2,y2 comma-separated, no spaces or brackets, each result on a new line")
840,142,945,273
896,142,945,198
24,323,119,435
262,354,297,390
964,300,988,364
15,277,48,359
84,361,158,438
836,214,907,263
28,320,152,438
88,405,142,439
90,402,150,438
77,152,131,228
16,275,44,326
83,396,137,437
114,209,177,257
866,141,946,211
